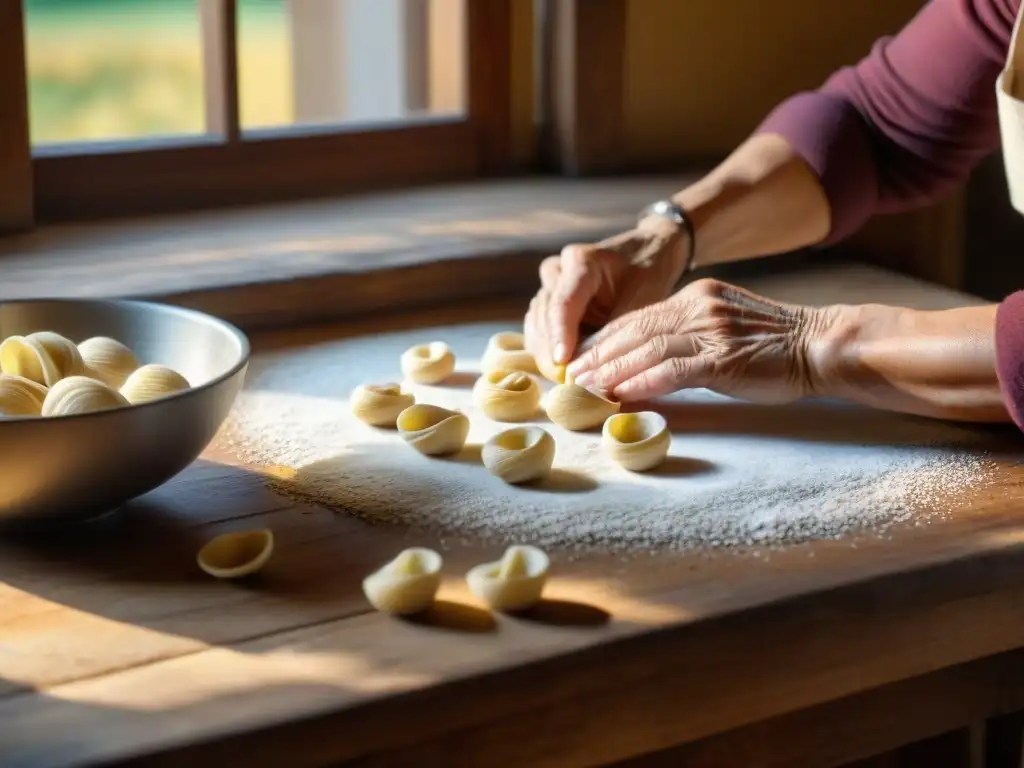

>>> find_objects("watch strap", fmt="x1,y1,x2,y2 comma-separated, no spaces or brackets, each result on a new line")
639,200,697,274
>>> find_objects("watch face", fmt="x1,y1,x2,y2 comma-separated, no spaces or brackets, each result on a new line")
644,200,679,222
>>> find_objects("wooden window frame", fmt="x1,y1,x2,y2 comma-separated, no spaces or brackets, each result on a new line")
0,2,32,233
5,0,513,224
541,0,627,176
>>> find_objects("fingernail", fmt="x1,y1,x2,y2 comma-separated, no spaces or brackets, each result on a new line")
553,343,567,363
573,371,595,389
566,359,583,376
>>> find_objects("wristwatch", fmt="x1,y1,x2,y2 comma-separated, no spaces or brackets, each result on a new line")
638,199,697,274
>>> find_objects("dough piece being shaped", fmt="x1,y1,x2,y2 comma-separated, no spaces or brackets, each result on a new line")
401,341,456,385
466,545,549,611
0,332,79,387
41,375,129,417
78,336,139,389
0,374,48,417
545,383,620,431
482,426,555,484
473,369,541,422
351,383,415,427
362,547,443,615
396,404,470,456
481,331,537,375
536,357,568,385
603,411,671,471
197,529,274,579
120,364,191,404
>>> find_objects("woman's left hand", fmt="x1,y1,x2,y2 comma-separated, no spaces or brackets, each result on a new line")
566,278,834,404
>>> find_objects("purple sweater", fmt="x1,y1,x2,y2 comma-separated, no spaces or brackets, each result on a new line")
756,0,1024,425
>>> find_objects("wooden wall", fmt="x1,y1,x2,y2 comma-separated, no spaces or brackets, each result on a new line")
556,0,977,293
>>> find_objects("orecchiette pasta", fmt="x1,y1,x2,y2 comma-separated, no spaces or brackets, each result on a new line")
396,404,470,456
472,369,541,421
197,529,275,579
466,545,550,611
401,341,456,385
351,383,415,427
482,426,555,484
78,336,139,389
41,376,129,417
0,329,192,419
545,383,620,431
536,357,568,385
1,334,64,387
362,547,443,614
480,332,537,375
120,364,190,404
0,374,48,417
602,411,671,471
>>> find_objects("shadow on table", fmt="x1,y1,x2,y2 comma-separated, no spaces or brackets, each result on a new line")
0,456,628,651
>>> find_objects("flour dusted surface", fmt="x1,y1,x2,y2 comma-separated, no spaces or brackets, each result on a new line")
221,321,993,552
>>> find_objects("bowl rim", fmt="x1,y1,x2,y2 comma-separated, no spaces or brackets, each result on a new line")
0,297,251,424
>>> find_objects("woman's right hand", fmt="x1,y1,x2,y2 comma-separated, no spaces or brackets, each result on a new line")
524,215,690,373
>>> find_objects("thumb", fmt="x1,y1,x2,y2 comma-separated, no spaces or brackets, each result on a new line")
548,244,602,363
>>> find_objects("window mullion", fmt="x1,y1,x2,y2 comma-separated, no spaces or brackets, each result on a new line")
200,0,241,143
0,0,33,232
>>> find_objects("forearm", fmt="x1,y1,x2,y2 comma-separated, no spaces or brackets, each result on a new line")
810,302,1010,422
666,134,832,269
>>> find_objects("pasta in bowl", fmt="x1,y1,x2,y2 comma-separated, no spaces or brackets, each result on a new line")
0,298,249,526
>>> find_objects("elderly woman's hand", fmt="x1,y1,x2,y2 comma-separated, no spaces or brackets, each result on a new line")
524,217,688,370
566,278,833,404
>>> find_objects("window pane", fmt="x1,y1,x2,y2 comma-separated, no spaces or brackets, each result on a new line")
238,0,294,129
25,0,205,145
241,0,466,131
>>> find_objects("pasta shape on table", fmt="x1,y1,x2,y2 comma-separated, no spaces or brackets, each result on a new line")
351,383,415,427
396,404,470,456
482,426,555,484
197,529,275,579
603,411,671,471
545,383,620,431
401,341,455,385
363,547,443,614
480,332,537,375
466,545,549,611
473,370,541,421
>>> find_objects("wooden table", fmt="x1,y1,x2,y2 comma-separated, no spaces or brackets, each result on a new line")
2,264,1024,768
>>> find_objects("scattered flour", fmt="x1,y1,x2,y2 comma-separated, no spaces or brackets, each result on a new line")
220,321,994,552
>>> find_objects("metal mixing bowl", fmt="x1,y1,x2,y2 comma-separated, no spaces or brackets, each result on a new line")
0,298,249,526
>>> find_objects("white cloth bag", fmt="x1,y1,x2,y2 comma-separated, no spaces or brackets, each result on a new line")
998,5,1024,213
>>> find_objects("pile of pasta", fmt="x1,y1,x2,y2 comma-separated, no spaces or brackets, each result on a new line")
0,331,191,419
351,330,672,483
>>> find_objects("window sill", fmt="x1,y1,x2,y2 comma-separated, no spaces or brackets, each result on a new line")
0,175,696,329
0,173,978,332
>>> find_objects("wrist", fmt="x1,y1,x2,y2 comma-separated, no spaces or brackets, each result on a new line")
799,303,904,400
634,213,690,278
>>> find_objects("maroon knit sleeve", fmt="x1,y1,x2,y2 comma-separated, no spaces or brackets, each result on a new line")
756,0,1017,244
997,291,1024,428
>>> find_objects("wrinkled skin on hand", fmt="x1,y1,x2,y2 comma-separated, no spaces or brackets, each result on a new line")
565,278,831,404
